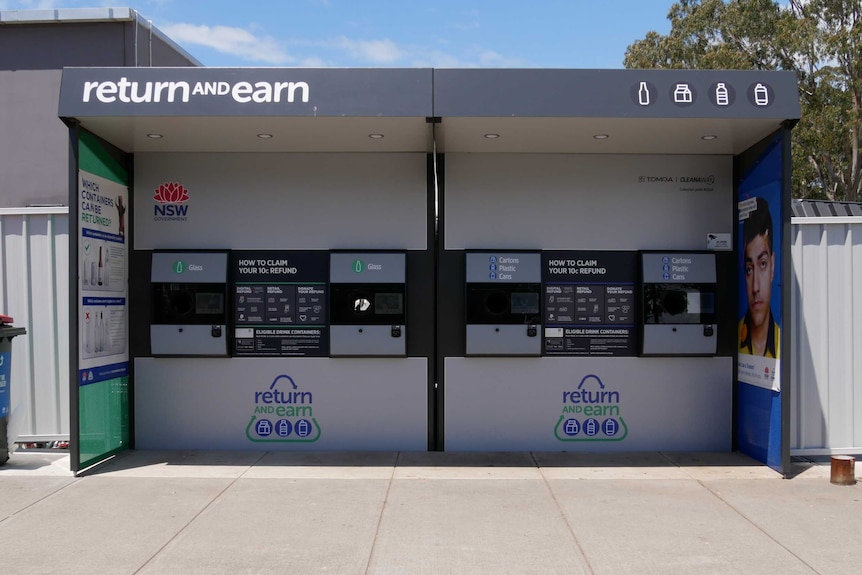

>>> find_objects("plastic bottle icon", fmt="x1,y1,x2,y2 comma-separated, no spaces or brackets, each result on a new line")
638,81,650,106
278,419,290,436
95,312,102,353
102,312,109,352
97,246,103,286
84,312,93,354
104,249,110,287
754,83,769,106
715,83,729,105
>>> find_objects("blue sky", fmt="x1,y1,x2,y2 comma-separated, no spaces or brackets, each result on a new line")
1,0,675,68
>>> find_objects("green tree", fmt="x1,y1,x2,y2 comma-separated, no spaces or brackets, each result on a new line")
625,0,862,202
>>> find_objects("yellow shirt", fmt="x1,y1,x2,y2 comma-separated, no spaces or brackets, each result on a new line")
738,315,780,359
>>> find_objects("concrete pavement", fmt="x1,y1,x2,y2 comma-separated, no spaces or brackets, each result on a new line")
1,450,860,574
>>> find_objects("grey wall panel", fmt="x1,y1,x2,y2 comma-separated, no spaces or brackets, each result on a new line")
465,325,540,356
0,209,70,442
150,325,227,356
791,219,862,454
134,357,427,450
642,325,717,355
329,325,405,357
0,23,126,69
0,70,69,208
444,154,732,250
134,153,428,251
444,357,732,451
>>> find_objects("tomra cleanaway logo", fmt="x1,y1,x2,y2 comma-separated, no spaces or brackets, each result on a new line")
153,182,190,221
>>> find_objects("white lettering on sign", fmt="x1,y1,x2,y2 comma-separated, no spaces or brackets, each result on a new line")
82,78,310,105
188,264,203,271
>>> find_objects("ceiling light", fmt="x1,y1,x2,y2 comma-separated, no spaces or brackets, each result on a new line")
368,133,384,139
146,133,163,139
257,133,273,139
593,134,609,140
701,135,718,140
484,133,500,139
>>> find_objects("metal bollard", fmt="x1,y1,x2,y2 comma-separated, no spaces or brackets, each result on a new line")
830,455,856,486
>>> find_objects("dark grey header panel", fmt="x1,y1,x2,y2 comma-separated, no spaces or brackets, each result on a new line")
434,69,800,120
59,67,433,117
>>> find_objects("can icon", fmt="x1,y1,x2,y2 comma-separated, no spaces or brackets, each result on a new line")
754,83,769,106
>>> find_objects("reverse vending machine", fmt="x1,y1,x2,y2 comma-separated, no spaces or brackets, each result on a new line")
465,252,542,356
151,251,230,356
329,252,407,356
640,252,717,356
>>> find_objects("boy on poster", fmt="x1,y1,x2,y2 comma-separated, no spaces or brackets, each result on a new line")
738,197,780,358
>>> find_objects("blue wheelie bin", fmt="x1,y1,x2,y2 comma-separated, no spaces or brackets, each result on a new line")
1,314,26,464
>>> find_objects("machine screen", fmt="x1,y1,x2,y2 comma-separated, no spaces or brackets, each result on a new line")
195,292,224,315
511,292,540,315
375,292,403,315
643,284,715,324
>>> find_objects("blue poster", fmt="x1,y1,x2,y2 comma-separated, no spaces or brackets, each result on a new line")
736,135,784,471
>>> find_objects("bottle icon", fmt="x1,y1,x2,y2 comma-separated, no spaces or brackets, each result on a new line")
101,312,109,352
95,312,102,353
638,81,650,106
715,83,729,106
84,312,92,354
754,83,769,106
97,246,103,286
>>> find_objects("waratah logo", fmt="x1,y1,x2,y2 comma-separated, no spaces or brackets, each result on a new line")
154,182,190,204
153,182,190,221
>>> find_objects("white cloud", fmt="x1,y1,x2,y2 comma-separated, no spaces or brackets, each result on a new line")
477,49,528,67
335,37,404,63
160,23,293,65
411,50,471,68
299,56,328,67
410,47,529,69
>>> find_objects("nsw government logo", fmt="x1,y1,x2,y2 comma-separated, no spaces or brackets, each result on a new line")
246,374,321,443
153,182,190,222
554,374,628,442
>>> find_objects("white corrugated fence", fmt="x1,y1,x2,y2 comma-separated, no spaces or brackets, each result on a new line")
791,216,862,455
0,207,69,443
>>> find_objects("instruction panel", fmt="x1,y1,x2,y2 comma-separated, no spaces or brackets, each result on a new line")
232,251,329,357
542,251,637,356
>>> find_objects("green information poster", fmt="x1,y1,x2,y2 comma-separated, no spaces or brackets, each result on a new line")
77,132,130,468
